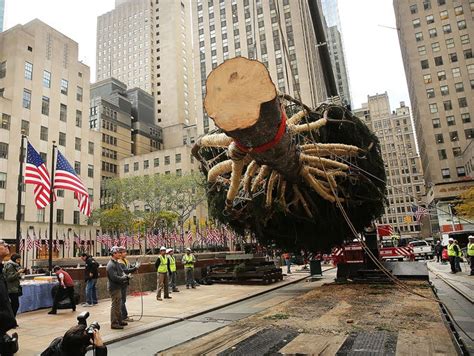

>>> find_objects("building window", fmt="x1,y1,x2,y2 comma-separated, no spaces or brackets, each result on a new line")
438,149,447,160
460,34,470,45
59,132,66,146
154,158,159,167
0,142,8,159
437,70,446,81
74,161,81,174
134,162,139,171
446,116,455,126
60,103,67,122
465,129,474,139
24,62,33,80
440,85,449,96
0,61,6,78
124,164,129,173
88,164,94,178
73,211,80,225
449,131,458,142
56,209,64,224
43,70,51,88
165,156,170,165
429,103,438,113
449,53,458,63
443,100,452,111
439,10,448,19
434,56,443,66
457,167,466,177
432,118,441,128
464,49,473,59
175,153,181,163
469,64,474,75
0,172,6,189
1,114,10,130
423,74,432,84
88,141,94,154
458,97,467,108
428,28,437,38
457,20,466,30
431,42,440,52
441,169,450,179
40,126,48,141
426,88,435,98
75,137,81,151
23,89,31,109
21,120,29,135
452,67,460,77
453,147,462,157
442,24,451,34
144,160,149,169
421,59,429,69
415,32,423,42
176,169,182,176
412,18,421,28
454,82,464,93
76,110,82,127
0,203,4,220
60,79,68,95
410,4,418,14
423,0,431,10
41,96,50,116
36,208,45,222
435,133,444,143
461,113,471,124
418,45,426,55
445,38,454,48
76,86,83,102
88,188,94,202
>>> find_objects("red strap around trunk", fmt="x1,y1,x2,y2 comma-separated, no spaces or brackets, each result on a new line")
234,110,287,154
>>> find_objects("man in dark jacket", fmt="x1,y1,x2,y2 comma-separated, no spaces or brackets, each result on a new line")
0,240,18,355
434,241,443,263
3,253,25,317
118,247,137,322
80,253,99,307
106,246,129,329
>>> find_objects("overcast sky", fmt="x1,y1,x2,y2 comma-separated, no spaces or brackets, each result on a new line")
4,0,410,110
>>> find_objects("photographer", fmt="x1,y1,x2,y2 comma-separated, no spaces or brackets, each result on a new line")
41,322,107,356
0,240,18,355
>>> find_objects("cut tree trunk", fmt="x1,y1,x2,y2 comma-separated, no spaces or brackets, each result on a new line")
204,57,302,182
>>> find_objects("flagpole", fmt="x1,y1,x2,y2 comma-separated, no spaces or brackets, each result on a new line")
16,134,26,252
48,142,57,272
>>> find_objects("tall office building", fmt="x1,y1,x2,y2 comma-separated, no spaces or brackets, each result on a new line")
192,0,328,134
320,0,352,107
393,0,473,234
0,0,4,32
96,0,196,128
354,93,426,236
0,19,101,255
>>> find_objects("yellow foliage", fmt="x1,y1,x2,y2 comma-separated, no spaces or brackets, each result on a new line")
456,187,474,218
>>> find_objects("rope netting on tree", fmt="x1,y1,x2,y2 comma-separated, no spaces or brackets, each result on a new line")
192,57,387,251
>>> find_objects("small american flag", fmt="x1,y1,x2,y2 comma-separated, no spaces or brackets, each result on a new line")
25,142,53,209
412,205,429,221
186,230,193,245
19,238,25,252
54,151,91,216
27,232,33,251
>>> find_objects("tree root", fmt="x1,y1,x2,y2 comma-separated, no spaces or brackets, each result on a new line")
265,170,279,207
226,160,245,207
251,165,270,193
289,118,327,133
243,160,260,193
208,160,233,182
293,185,313,218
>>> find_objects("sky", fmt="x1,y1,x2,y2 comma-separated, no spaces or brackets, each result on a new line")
3,0,410,111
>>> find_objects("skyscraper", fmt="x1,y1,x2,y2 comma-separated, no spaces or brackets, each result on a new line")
192,0,328,134
393,0,473,233
354,93,426,236
320,0,352,107
96,0,196,128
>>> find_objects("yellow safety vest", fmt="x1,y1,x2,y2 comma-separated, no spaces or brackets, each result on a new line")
169,255,176,272
157,255,168,273
447,244,456,257
183,254,195,268
467,243,474,257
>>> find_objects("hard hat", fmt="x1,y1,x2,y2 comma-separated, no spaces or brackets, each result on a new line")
160,246,166,251
118,246,126,251
448,238,454,241
186,248,191,252
468,235,474,239
166,248,172,253
110,246,120,253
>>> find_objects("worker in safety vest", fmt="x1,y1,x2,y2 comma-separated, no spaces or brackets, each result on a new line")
182,248,196,289
454,240,462,272
155,246,171,300
167,249,179,292
447,238,460,274
468,235,474,276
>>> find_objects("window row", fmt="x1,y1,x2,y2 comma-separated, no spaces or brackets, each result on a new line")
438,147,465,160
412,5,465,28
441,167,466,179
435,129,473,144
432,113,471,128
426,81,472,97
415,19,467,42
418,40,471,56
429,98,469,113
420,51,473,69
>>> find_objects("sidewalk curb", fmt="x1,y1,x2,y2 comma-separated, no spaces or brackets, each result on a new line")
103,269,329,346
428,266,474,304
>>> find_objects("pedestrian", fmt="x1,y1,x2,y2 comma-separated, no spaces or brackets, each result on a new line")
283,252,291,274
447,238,459,274
118,246,137,322
80,252,99,307
3,254,25,318
48,266,76,315
167,249,179,293
434,241,443,263
468,235,474,276
454,240,462,272
182,248,196,289
155,246,171,300
0,240,17,354
106,246,130,329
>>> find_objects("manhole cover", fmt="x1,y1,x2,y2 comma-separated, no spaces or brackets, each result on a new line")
337,331,398,355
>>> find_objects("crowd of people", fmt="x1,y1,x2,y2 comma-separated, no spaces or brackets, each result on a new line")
443,235,474,276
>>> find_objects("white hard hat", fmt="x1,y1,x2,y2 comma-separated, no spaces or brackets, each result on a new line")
448,238,454,241
468,235,474,239
186,248,191,252
166,248,172,253
160,246,166,251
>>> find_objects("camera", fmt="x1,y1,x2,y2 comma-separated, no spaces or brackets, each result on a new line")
0,332,19,355
77,311,100,336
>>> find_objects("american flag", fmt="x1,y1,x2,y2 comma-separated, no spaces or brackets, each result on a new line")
25,142,53,209
54,151,91,216
186,230,193,245
412,205,429,221
19,238,25,252
27,232,33,251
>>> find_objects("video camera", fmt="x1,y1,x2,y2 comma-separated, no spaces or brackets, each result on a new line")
0,332,19,355
77,311,100,337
